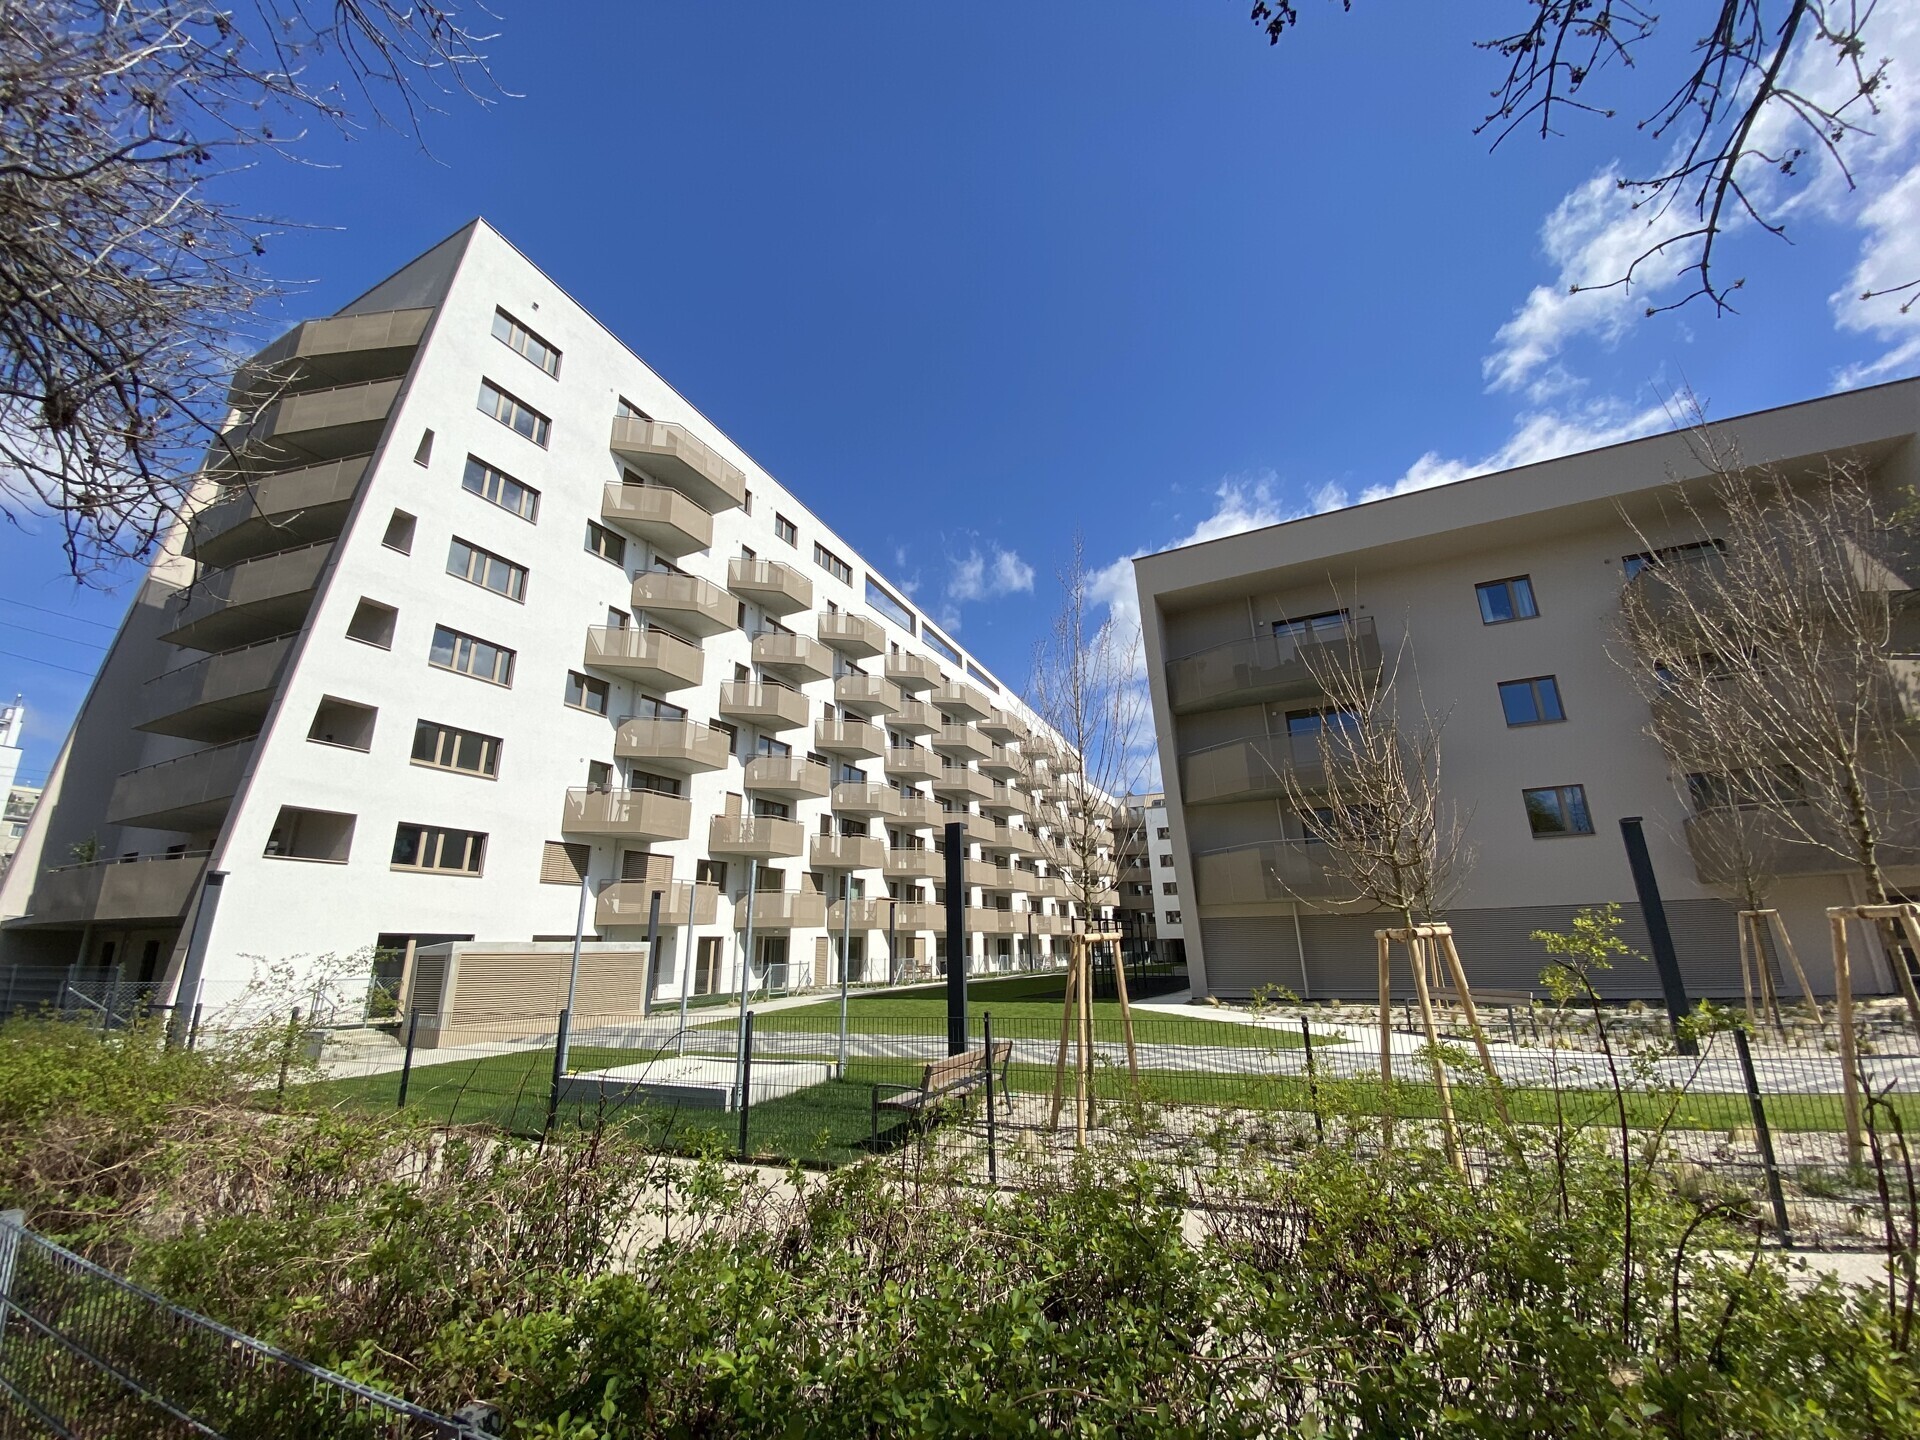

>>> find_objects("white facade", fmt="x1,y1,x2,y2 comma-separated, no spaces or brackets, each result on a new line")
1145,800,1185,945
0,221,1085,1010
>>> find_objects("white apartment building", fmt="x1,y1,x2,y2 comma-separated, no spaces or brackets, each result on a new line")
1135,380,1920,1001
1144,798,1187,967
0,220,1087,1010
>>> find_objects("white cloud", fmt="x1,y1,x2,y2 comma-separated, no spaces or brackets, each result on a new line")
946,544,1034,604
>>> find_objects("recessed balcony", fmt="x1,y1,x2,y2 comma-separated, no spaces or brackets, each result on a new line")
1166,617,1381,715
1180,734,1324,806
158,542,332,653
735,890,827,931
834,674,901,716
743,755,831,801
1683,803,1920,885
220,378,403,472
932,724,992,761
561,787,693,842
933,680,992,721
752,631,833,682
609,416,747,513
585,626,705,691
106,738,255,832
884,745,941,783
1192,839,1350,904
818,612,885,658
814,717,883,758
884,847,946,880
933,767,994,803
595,879,720,928
187,455,369,569
613,717,730,772
137,634,294,743
811,833,884,869
630,573,735,638
719,681,809,731
21,852,207,928
884,652,942,691
890,699,939,734
728,557,813,616
600,482,714,559
831,782,901,818
231,307,431,405
708,814,805,859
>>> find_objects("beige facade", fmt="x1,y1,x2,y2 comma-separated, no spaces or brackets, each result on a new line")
1135,379,1920,1000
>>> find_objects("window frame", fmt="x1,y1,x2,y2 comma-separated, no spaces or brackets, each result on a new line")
585,519,627,568
461,455,540,522
390,822,488,876
774,513,798,546
410,719,502,779
564,670,611,716
447,536,528,602
491,308,562,377
428,624,516,687
1497,675,1566,728
1522,784,1594,839
812,541,853,585
476,378,551,448
1475,576,1539,625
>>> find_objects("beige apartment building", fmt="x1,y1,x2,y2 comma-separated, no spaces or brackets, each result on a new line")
1135,379,1920,1000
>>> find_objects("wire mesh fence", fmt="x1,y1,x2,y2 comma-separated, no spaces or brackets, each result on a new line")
0,1211,479,1439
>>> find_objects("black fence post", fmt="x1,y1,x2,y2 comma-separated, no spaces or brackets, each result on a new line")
984,1011,998,1185
545,1008,572,1138
1619,817,1698,1055
396,1009,421,1110
186,1003,203,1052
1301,1016,1324,1142
274,1007,300,1110
1732,1026,1792,1245
737,1010,755,1161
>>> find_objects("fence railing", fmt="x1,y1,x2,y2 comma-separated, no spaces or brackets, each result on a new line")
0,1211,483,1439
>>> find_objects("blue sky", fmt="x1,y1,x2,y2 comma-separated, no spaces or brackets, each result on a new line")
6,1,1919,779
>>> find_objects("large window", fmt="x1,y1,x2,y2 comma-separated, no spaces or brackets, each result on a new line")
1623,539,1722,579
565,671,610,716
411,720,501,778
1273,609,1349,642
813,542,852,585
1498,676,1564,727
585,520,626,567
492,308,561,376
1286,706,1359,738
1522,785,1593,838
391,823,487,875
923,624,962,665
429,624,515,686
462,456,540,521
447,537,527,601
1475,576,1537,624
965,662,999,694
865,576,915,632
477,379,550,447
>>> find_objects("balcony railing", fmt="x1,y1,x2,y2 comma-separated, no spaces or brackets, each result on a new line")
188,455,369,569
600,482,713,558
1191,839,1350,904
751,631,833,681
613,717,731,772
933,680,991,720
817,612,885,657
884,847,945,879
728,557,813,615
562,787,693,842
890,698,938,734
1179,733,1326,806
137,633,295,743
159,541,332,653
708,814,805,859
811,833,884,869
719,681,810,730
932,724,992,760
1683,800,1920,885
828,896,888,929
834,674,901,715
221,377,401,470
885,652,942,691
884,746,940,782
831,782,901,817
584,625,705,690
630,572,734,637
980,708,1027,742
609,415,747,512
736,890,827,930
743,755,831,799
232,307,429,404
106,738,255,832
814,717,883,757
1165,616,1380,715
896,792,940,825
933,767,994,802
25,851,209,927
594,879,720,928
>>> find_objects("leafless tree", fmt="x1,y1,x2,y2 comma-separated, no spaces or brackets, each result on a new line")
1251,1,1895,316
1,0,499,578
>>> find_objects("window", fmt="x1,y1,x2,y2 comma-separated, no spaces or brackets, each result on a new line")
813,542,852,585
541,840,589,885
696,858,729,890
1498,676,1565,727
461,456,540,521
477,379,550,447
632,770,683,798
346,598,398,649
391,823,487,875
411,720,500,777
1475,577,1538,624
1161,881,1178,895
1273,609,1350,642
923,624,962,665
382,510,416,553
1686,769,1802,812
447,537,527,601
743,489,754,515
1623,539,1722,579
264,806,355,863
774,513,798,545
1157,827,1170,840
1286,706,1359,738
616,396,651,421
565,671,610,715
429,624,515,686
1523,784,1594,838
308,698,377,751
965,662,999,694
413,429,434,466
492,308,561,376
1166,911,1181,926
866,577,915,632
1156,853,1173,867
585,520,626,567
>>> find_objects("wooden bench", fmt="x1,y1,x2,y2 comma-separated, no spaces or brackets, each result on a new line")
869,1041,1013,1148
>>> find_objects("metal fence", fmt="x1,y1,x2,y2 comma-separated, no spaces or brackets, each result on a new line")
0,1212,483,1439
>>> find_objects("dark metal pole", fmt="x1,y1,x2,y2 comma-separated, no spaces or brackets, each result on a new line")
397,1009,421,1109
643,889,662,1018
1733,1026,1792,1244
166,871,226,1048
737,1010,755,1159
1619,817,1697,1055
983,1011,998,1184
1301,1016,1324,1142
545,1007,572,1136
887,899,897,986
944,821,967,1054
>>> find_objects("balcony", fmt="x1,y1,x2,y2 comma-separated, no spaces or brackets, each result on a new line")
232,307,430,404
708,814,805,859
752,631,833,682
1033,874,1067,901
884,847,946,880
933,767,994,803
896,791,941,826
609,416,747,513
933,680,992,721
888,901,945,931
220,377,402,472
613,717,730,773
885,651,942,691
159,542,331,652
1683,802,1920,885
980,708,1027,742
743,755,831,801
737,890,828,931
970,909,1019,937
106,738,254,832
562,787,693,842
595,879,720,929
137,634,294,743
728,557,813,616
1166,617,1380,715
719,682,809,731
630,572,735,638
584,626,704,691
966,859,1007,889
814,717,883,758
818,612,885,658
22,852,208,928
811,833,884,869
831,782,901,818
890,699,939,734
981,783,1027,817
1180,734,1325,806
884,746,940,783
981,745,1024,779
974,823,1018,854
834,674,901,716
1192,840,1350,904
828,897,888,930
600,482,713,559
187,455,368,569
932,724,992,761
